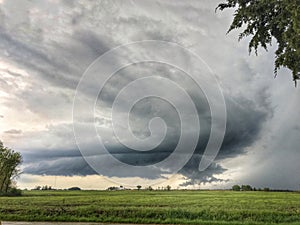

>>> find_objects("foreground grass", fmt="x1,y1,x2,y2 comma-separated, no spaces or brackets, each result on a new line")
0,190,300,224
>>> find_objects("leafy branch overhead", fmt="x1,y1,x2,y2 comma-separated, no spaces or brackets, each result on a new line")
216,0,300,85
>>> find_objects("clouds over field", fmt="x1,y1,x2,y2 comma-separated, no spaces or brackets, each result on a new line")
0,0,299,189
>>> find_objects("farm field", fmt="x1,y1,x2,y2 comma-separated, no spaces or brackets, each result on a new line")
0,190,300,225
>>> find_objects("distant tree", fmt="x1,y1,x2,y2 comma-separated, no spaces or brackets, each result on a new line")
40,185,54,190
241,185,253,191
42,185,48,190
147,186,153,191
232,185,241,191
136,185,142,191
107,186,119,191
33,186,41,190
263,187,270,192
0,141,22,194
68,187,81,191
216,0,300,85
166,185,171,191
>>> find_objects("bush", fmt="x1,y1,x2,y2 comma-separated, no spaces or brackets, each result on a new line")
0,187,22,196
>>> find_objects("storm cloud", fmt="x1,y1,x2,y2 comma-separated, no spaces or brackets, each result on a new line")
0,0,299,189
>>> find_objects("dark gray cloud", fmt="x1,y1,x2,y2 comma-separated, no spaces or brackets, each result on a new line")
20,84,271,185
24,157,95,176
178,91,271,185
180,161,228,186
218,96,270,159
22,149,82,163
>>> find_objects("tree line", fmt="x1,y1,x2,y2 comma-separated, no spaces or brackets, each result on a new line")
31,186,81,191
0,141,22,196
231,184,292,192
106,185,172,191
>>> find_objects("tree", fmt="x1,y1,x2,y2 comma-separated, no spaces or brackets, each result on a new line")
33,186,41,190
0,141,22,194
68,187,81,191
232,185,241,191
147,186,153,191
42,185,48,190
216,0,300,85
136,185,142,190
166,185,171,191
241,184,253,191
263,187,270,192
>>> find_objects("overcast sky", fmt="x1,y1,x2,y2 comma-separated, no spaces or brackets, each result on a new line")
0,0,299,190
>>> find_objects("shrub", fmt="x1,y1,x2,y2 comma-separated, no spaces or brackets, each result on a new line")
0,187,22,196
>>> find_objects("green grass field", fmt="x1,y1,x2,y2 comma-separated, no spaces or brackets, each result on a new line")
0,190,300,225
